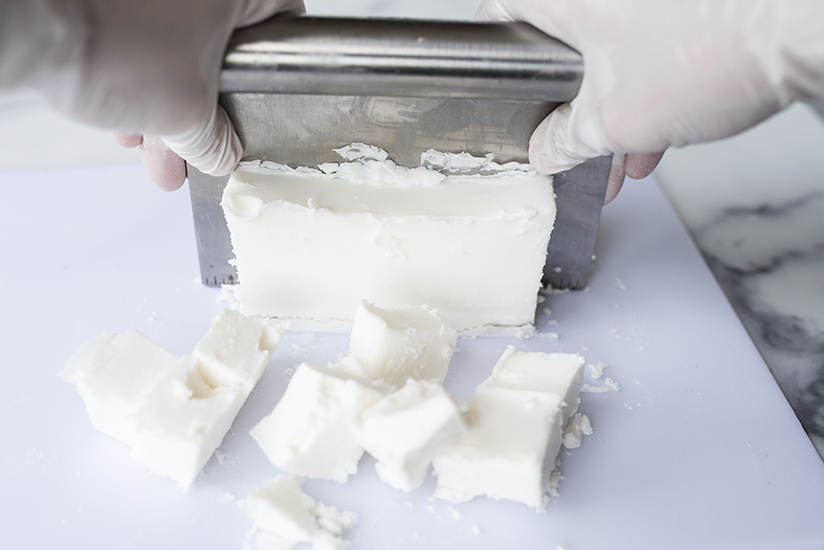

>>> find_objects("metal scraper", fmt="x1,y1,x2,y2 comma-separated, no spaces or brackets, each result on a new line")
187,15,609,290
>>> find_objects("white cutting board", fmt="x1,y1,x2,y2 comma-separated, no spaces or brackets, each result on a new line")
1,165,823,550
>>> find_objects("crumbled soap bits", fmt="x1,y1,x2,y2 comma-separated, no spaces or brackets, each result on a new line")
246,476,358,550
562,413,594,449
222,146,556,331
60,309,283,488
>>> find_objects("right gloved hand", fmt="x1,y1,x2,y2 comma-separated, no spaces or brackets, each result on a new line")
1,0,305,190
477,0,824,203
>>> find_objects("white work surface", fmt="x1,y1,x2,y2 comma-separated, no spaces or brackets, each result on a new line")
2,165,823,550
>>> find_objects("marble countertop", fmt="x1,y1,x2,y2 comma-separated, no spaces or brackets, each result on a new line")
655,103,824,461
1,0,822,463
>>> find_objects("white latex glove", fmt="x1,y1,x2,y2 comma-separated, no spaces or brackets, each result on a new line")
1,0,305,191
477,0,824,203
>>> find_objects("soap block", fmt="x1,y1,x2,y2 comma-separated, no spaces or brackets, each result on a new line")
251,363,388,482
222,152,556,331
432,386,564,510
345,300,457,386
350,379,467,492
61,329,180,446
61,309,282,488
484,346,585,421
193,308,283,390
246,476,359,550
129,354,248,487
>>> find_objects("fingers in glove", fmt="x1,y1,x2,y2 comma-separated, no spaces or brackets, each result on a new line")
163,105,241,177
528,103,609,174
111,131,143,148
140,136,187,192
603,151,666,205
624,151,665,180
237,0,306,26
601,153,626,205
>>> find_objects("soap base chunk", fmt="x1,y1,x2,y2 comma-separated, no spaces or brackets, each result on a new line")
344,300,457,386
61,309,282,488
246,476,358,550
222,149,556,331
250,363,388,482
350,379,467,492
485,346,585,422
432,386,564,510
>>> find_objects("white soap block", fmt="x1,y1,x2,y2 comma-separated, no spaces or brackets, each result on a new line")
129,354,248,487
432,386,564,510
60,309,282,488
193,308,283,391
222,148,556,331
484,346,585,421
246,476,358,550
345,300,457,386
61,329,180,446
251,363,388,482
350,379,467,492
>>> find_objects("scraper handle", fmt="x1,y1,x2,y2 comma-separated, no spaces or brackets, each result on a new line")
220,16,583,102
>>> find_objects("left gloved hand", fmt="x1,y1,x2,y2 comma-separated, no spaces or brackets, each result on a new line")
1,0,305,190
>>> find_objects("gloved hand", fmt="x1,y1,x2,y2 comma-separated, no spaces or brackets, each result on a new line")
477,0,824,203
1,0,305,191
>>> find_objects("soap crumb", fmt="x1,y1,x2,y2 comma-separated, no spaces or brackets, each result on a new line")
221,492,236,504
448,507,463,521
580,378,620,393
472,526,481,535
545,460,564,500
562,413,593,449
588,361,608,379
217,284,240,308
516,326,535,340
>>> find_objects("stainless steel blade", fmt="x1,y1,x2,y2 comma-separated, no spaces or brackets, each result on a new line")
187,15,608,290
544,155,611,289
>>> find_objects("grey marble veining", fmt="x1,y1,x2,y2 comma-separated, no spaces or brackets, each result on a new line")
657,103,824,461
695,193,824,457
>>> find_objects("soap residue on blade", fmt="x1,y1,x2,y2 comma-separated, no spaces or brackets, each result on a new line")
420,149,535,174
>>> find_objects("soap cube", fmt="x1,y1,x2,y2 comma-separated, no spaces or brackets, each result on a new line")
222,154,555,331
61,309,282,488
484,346,585,421
129,355,248,488
432,386,564,510
61,329,179,446
246,476,358,550
251,363,388,482
193,308,283,390
346,300,457,386
350,379,467,491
